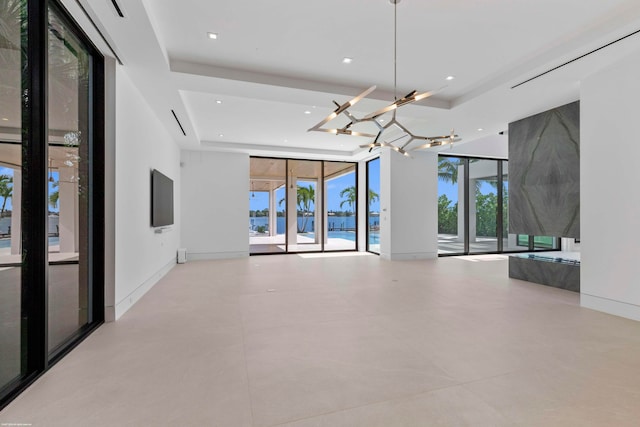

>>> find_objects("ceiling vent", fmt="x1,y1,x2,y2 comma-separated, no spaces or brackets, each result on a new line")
109,0,126,18
171,110,186,136
512,27,640,89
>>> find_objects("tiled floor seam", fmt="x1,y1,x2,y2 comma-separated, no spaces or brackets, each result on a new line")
265,382,488,427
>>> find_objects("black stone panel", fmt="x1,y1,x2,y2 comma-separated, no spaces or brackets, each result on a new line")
508,101,580,238
509,256,580,292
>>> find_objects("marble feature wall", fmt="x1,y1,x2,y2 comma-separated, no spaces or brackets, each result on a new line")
508,101,580,238
509,256,580,292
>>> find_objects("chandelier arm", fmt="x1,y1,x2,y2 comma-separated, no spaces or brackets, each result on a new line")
307,85,377,131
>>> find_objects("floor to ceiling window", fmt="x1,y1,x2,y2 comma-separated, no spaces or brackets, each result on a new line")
469,159,499,254
249,157,287,254
0,0,104,409
324,161,356,251
289,159,321,252
438,155,558,256
366,157,380,254
249,157,357,254
0,0,24,398
437,156,463,254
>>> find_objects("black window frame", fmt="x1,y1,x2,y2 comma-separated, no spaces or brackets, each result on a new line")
0,0,105,410
437,154,560,257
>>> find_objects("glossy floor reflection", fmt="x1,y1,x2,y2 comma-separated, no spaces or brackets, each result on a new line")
2,254,640,426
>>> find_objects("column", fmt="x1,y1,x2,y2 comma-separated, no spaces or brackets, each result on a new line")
456,164,465,243
10,169,21,255
468,178,477,243
314,178,322,244
287,174,298,247
58,165,78,254
269,187,277,237
379,150,438,260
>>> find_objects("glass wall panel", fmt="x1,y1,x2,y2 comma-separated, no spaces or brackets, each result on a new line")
437,157,463,254
289,160,322,252
249,158,287,254
47,5,92,354
366,158,380,253
469,159,498,253
0,0,24,392
324,162,356,251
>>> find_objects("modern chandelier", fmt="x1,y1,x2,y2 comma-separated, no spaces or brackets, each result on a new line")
308,0,460,155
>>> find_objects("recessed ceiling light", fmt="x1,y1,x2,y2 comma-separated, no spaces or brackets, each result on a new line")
1,118,8,121
215,100,222,104
342,57,353,64
446,75,455,81
379,119,385,123
304,110,311,115
218,133,224,137
477,128,484,131
207,32,218,40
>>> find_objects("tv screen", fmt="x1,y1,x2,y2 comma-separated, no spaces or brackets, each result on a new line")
151,169,174,227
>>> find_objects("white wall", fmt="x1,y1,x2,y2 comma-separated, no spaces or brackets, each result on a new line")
380,150,438,260
446,134,508,159
180,150,249,260
580,47,640,321
112,65,181,320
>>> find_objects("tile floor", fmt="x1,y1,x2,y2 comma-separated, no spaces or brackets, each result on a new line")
1,253,640,426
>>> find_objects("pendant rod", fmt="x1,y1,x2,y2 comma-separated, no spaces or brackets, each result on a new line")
394,0,397,100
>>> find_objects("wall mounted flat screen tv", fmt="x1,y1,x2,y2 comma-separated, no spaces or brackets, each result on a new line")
151,169,174,227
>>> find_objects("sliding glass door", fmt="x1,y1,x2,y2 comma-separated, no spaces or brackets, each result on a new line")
469,159,499,254
324,162,356,251
366,157,380,254
0,0,104,408
0,0,24,395
438,155,558,256
249,157,358,254
437,157,463,254
249,158,287,254
47,6,95,354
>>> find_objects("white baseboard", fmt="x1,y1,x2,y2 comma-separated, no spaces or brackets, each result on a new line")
187,251,249,261
380,251,437,261
581,294,640,322
109,258,176,321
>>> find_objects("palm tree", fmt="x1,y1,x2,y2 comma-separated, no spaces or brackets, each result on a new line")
296,185,315,232
49,181,59,210
339,186,379,213
279,184,316,232
339,186,356,212
0,174,12,218
438,157,461,184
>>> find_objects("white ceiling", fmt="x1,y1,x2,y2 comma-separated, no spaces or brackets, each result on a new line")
80,0,640,160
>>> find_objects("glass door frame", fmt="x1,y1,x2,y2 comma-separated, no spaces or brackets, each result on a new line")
438,154,559,257
249,156,359,255
366,156,380,255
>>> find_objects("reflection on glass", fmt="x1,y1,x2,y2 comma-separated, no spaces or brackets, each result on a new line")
469,159,498,253
324,162,356,251
249,158,287,254
437,157,463,254
0,0,24,391
533,236,559,250
367,158,380,253
47,6,91,354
